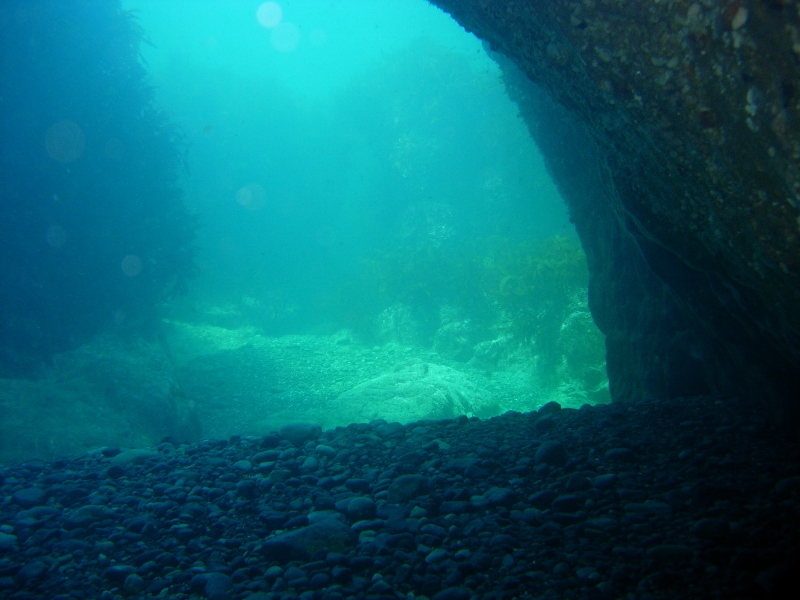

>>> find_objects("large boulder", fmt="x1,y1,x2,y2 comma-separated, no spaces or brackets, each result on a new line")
431,0,800,432
335,361,499,424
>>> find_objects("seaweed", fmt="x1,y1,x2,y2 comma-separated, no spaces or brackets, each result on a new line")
0,0,196,376
327,234,590,353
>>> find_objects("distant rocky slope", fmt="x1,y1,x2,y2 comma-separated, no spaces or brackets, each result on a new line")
431,0,800,431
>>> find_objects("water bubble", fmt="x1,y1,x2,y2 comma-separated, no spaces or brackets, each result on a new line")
121,254,143,277
46,225,67,248
236,183,266,211
271,22,300,53
257,2,283,28
45,120,85,164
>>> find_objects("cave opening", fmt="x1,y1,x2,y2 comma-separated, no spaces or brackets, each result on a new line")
116,0,611,439
0,0,615,464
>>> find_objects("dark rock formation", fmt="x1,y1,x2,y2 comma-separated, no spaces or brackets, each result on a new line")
430,0,800,431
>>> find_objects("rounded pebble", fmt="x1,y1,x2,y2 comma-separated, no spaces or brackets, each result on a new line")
0,395,792,600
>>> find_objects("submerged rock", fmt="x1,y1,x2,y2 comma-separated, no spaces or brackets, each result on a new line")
262,519,354,562
387,474,429,504
335,361,499,423
110,448,157,466
0,533,17,552
535,440,568,467
11,488,46,509
280,422,322,447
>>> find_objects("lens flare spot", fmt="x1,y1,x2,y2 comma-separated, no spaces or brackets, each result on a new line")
46,224,67,248
257,2,283,28
271,22,300,53
121,254,143,277
45,120,85,164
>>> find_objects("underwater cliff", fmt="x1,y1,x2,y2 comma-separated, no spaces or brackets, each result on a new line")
430,0,800,433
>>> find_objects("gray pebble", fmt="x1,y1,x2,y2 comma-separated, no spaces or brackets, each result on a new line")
535,441,568,467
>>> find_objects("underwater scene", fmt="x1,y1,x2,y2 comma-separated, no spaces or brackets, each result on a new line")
1,1,799,599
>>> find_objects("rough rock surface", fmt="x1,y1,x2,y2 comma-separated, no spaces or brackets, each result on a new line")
429,0,800,431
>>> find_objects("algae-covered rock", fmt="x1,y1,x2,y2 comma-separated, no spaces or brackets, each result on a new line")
334,361,499,424
375,303,421,346
433,320,476,362
110,448,158,466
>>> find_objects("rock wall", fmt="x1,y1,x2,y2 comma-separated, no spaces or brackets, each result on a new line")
430,0,800,431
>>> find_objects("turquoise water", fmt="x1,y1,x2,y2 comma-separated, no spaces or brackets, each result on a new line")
131,0,494,99
123,0,571,321
0,0,604,464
